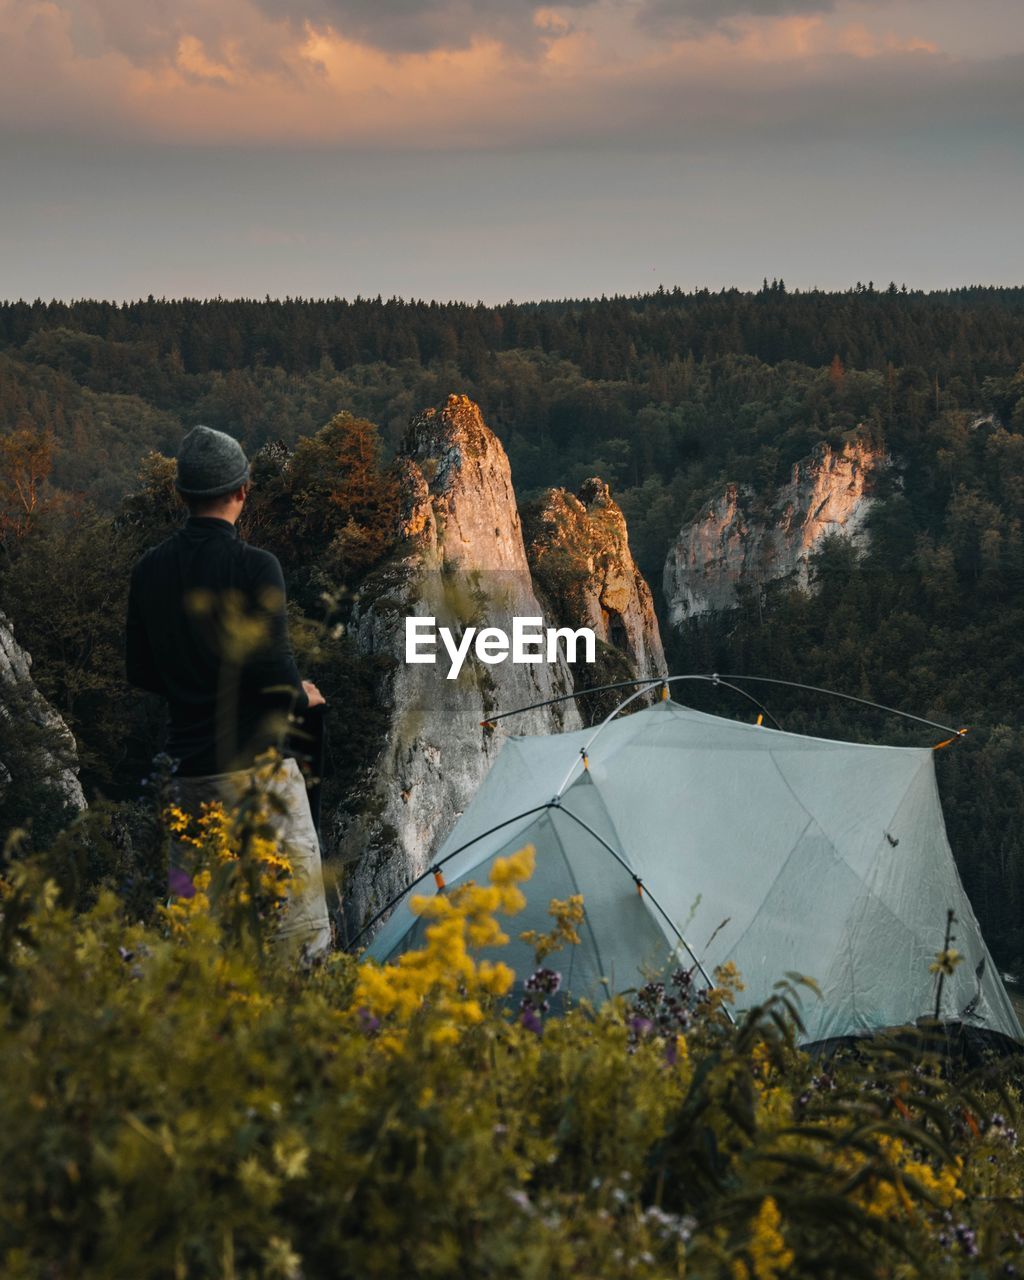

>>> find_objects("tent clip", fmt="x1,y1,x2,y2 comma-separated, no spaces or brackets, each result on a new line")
634,876,644,897
933,728,969,752
432,866,446,891
580,748,589,771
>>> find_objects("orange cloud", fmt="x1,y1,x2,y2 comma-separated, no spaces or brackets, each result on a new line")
0,0,966,148
837,23,938,59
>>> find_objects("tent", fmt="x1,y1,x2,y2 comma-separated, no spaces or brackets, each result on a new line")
366,698,1022,1047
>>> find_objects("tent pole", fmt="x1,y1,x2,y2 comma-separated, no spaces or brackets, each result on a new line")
554,674,782,799
488,671,961,744
350,796,736,1025
711,673,965,740
481,676,668,729
487,673,781,734
553,804,734,1025
346,803,556,950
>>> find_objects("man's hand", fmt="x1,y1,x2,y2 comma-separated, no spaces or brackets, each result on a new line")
302,680,326,709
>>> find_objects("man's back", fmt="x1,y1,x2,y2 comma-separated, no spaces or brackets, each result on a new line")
127,515,308,776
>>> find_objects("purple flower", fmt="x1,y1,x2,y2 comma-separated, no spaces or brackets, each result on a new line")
519,968,561,1033
628,969,703,1045
954,1224,978,1259
356,1007,381,1035
168,865,196,899
525,968,562,996
520,1006,543,1035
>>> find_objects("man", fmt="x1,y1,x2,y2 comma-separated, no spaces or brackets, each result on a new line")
126,424,331,960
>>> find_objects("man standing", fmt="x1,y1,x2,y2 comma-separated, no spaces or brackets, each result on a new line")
126,425,331,960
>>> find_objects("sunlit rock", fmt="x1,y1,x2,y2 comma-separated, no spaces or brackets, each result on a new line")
664,440,887,625
335,396,580,939
525,477,666,683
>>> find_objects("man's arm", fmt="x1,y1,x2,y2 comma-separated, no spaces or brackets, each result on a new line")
125,562,167,696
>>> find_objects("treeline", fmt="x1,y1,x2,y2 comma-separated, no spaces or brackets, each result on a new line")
4,283,1024,380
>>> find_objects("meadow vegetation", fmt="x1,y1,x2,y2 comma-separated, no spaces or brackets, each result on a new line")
1,781,1021,1279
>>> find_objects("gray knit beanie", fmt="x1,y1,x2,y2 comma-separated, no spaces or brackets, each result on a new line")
176,425,250,498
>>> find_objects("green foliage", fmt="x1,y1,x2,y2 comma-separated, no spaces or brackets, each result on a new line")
1,816,1023,1279
0,501,159,792
118,451,188,548
0,348,182,508
285,413,401,585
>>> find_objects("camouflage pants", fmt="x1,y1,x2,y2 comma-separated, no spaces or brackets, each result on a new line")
170,755,332,962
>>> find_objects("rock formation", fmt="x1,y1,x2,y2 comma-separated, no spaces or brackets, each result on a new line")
335,396,582,939
664,440,886,626
524,477,667,683
0,610,86,811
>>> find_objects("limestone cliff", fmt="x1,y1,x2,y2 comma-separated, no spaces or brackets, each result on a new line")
335,396,581,939
0,610,86,810
664,440,886,625
524,477,667,684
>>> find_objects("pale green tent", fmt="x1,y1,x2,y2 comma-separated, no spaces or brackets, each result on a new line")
366,699,1022,1047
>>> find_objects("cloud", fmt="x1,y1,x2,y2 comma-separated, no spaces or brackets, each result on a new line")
255,0,599,55
0,0,1021,153
29,0,599,68
637,0,839,38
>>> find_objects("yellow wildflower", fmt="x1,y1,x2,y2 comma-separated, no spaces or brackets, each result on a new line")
351,843,538,1052
520,891,585,963
746,1197,793,1280
478,960,515,997
929,948,963,976
428,1025,460,1048
490,846,535,887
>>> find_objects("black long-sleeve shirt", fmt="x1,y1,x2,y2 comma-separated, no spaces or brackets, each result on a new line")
126,516,308,776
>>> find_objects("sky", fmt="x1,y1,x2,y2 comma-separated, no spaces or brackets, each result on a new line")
1,0,1022,302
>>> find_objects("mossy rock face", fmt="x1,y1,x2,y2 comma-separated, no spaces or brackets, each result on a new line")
524,479,633,608
403,395,494,469
356,550,419,606
523,477,666,686
472,662,500,722
319,645,397,838
337,399,657,946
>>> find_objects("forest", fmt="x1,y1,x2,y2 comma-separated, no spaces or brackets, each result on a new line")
2,284,1024,971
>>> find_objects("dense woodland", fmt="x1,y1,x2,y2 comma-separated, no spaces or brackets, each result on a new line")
2,285,1024,970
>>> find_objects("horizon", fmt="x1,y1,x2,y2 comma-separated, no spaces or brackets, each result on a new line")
4,280,1024,309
